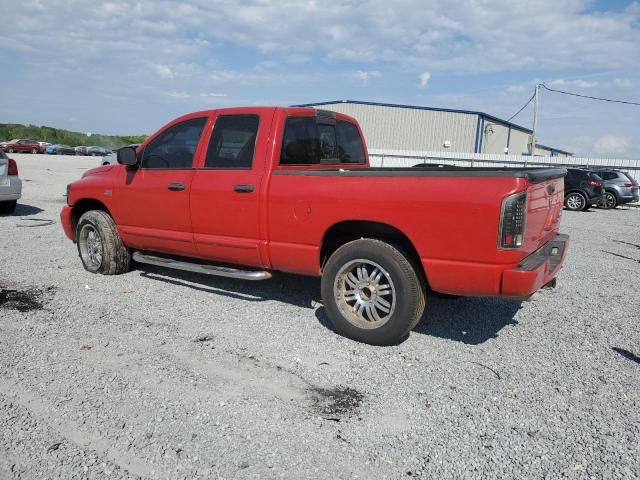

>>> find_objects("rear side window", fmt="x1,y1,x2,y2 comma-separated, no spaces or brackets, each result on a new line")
280,117,365,165
205,115,259,169
141,117,206,169
599,171,617,180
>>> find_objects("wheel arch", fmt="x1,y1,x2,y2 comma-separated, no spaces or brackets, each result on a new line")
71,198,112,234
320,220,428,286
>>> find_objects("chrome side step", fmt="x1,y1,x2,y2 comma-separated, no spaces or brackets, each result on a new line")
132,252,272,281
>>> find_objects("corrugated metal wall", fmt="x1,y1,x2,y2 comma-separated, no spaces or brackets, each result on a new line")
315,102,477,152
480,121,509,154
507,128,530,155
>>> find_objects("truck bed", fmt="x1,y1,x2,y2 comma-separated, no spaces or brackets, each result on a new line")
273,166,567,183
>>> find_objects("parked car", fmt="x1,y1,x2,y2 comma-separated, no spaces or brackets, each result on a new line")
100,144,139,165
87,146,113,157
75,146,90,156
563,168,605,211
0,149,21,214
61,106,569,346
0,139,45,154
46,144,76,155
592,169,640,208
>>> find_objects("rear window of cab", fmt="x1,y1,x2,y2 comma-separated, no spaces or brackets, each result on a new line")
280,117,365,166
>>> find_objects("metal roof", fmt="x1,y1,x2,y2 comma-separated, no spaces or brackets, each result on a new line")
295,99,533,134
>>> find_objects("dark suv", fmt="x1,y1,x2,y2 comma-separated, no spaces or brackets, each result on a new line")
592,169,639,208
564,169,605,211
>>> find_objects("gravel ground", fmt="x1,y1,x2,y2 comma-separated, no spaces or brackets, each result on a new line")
1,154,639,479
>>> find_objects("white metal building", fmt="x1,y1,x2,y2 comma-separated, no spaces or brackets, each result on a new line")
297,100,571,157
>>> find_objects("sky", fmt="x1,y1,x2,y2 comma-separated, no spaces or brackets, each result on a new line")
1,0,639,157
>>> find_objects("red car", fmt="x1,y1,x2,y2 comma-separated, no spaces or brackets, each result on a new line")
0,139,45,154
61,107,569,345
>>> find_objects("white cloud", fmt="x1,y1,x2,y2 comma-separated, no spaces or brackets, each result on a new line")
154,64,175,79
419,72,431,88
593,135,630,156
199,93,227,97
351,70,381,85
165,91,190,99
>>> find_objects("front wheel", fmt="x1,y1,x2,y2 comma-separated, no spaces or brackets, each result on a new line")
7,148,14,153
76,210,130,275
564,192,586,211
321,239,426,345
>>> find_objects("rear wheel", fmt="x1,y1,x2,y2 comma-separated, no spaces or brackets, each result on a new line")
0,200,17,215
565,192,586,211
76,210,130,275
321,239,426,345
599,192,617,209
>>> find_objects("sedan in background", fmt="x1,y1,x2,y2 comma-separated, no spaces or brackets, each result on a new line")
593,169,640,208
0,139,45,154
0,149,21,214
87,146,112,156
75,146,90,156
46,144,76,155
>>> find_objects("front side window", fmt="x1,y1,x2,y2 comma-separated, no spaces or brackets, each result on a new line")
205,115,259,169
141,117,206,169
280,117,365,166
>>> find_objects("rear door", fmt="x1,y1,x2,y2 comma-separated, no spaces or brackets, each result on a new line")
114,116,208,257
190,110,273,267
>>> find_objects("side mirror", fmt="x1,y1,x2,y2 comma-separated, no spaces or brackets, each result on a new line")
117,146,139,167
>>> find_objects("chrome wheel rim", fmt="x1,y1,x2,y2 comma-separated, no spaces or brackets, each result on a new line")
567,194,584,210
79,224,103,271
333,259,396,329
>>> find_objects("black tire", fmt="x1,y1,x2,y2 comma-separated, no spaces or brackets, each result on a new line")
600,191,617,209
0,200,17,215
76,210,130,275
321,239,426,346
564,192,586,211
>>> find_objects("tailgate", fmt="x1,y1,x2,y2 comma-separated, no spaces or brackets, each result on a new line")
524,176,564,252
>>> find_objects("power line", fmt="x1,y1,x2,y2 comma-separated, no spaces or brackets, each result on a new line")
540,84,640,106
507,91,536,122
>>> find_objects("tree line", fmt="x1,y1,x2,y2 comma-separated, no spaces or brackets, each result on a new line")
0,123,147,149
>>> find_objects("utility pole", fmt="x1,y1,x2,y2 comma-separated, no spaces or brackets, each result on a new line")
529,83,541,160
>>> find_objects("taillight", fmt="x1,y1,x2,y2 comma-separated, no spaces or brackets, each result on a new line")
586,180,602,187
7,158,18,176
499,191,527,249
623,182,633,187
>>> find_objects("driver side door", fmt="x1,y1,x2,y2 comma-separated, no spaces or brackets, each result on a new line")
114,116,210,257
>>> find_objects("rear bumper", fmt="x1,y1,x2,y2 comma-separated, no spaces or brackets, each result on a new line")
422,234,569,298
0,176,22,201
60,205,75,241
501,234,569,297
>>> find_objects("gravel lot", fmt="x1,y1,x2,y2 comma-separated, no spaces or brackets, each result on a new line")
1,154,639,479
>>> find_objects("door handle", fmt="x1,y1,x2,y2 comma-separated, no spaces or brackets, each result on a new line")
167,182,186,191
234,184,255,193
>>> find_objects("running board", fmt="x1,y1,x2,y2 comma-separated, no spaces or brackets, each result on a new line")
132,252,272,281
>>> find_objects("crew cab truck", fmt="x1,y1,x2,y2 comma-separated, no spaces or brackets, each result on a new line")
61,107,569,345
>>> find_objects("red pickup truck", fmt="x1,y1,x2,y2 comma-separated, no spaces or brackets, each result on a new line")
61,107,569,345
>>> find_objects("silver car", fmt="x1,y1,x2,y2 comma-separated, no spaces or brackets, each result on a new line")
594,169,640,208
0,150,22,214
